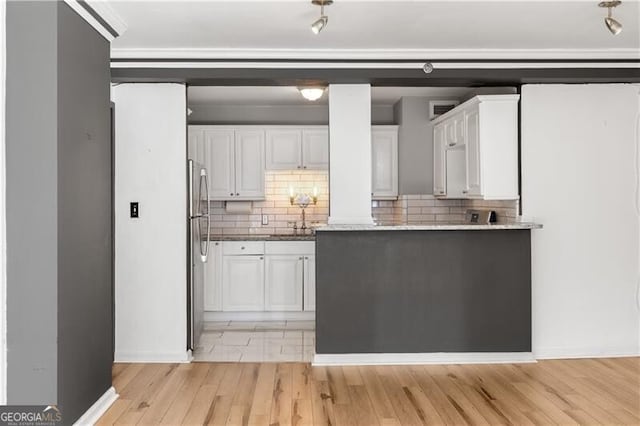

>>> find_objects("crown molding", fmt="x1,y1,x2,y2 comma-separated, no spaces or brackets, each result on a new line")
110,60,640,70
85,0,128,36
110,47,640,61
63,0,127,42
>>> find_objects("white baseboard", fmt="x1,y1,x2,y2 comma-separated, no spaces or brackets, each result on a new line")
313,352,536,366
73,386,118,426
114,350,191,363
204,311,315,322
534,346,640,360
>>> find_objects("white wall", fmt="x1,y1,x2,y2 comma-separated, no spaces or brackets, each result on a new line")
0,0,6,403
521,84,640,358
112,84,188,362
328,84,374,225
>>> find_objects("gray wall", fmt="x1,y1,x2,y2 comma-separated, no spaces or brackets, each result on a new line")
56,3,113,423
6,1,113,422
6,0,59,404
188,104,396,125
394,96,457,194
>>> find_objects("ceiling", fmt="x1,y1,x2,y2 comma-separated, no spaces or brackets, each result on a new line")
187,86,473,106
109,0,640,60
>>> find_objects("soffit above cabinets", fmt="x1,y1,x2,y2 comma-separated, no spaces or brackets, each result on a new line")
187,86,472,107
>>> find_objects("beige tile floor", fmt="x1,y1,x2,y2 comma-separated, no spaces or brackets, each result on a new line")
193,320,315,362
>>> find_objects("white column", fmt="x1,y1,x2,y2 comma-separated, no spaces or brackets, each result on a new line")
112,83,188,362
328,84,374,225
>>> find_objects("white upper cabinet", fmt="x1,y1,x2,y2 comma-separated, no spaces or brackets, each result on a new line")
444,113,465,148
433,123,446,197
204,128,235,199
189,126,265,200
266,129,303,170
302,128,329,169
432,95,520,200
265,126,329,170
465,107,482,197
371,126,399,199
234,129,265,199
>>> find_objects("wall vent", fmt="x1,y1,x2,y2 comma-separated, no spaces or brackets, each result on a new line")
429,100,460,120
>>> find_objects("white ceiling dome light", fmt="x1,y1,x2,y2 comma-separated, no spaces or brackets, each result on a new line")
310,0,333,34
599,1,623,35
298,87,326,101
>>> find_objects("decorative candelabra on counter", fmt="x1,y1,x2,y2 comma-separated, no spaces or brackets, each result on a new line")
289,185,318,234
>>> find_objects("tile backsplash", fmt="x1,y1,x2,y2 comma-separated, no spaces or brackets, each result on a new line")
372,195,519,225
209,171,519,235
209,170,329,235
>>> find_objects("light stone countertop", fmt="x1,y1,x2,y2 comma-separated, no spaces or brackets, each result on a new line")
208,234,316,241
316,222,543,231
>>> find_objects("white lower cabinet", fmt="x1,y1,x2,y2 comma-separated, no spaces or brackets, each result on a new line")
207,241,315,313
265,255,303,311
222,255,265,311
303,255,316,311
204,241,223,311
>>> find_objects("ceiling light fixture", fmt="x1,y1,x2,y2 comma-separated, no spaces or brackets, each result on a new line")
298,87,326,101
599,1,623,35
310,0,332,34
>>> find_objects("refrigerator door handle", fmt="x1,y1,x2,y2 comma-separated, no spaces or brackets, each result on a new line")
200,170,210,262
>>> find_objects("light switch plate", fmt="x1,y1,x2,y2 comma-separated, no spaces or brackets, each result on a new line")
130,202,139,218
262,214,269,225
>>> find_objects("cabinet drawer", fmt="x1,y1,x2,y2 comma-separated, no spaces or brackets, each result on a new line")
223,241,265,255
265,241,315,255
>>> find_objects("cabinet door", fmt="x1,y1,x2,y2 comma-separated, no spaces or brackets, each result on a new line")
234,129,265,198
266,129,302,170
444,113,465,148
465,108,482,196
204,129,236,199
204,241,223,311
303,255,316,311
446,148,467,198
433,124,446,196
371,128,398,198
188,127,205,163
265,255,303,311
302,128,329,170
222,255,264,311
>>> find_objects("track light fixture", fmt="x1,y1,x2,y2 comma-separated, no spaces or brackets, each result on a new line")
311,0,333,34
599,1,623,35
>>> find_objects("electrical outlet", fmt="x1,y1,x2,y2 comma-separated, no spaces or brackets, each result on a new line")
261,214,269,225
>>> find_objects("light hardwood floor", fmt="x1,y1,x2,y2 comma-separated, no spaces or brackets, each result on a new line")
97,357,639,425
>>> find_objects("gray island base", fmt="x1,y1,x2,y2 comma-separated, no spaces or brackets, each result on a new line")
315,225,539,361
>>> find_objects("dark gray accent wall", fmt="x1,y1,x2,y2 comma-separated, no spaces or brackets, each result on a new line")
6,1,113,422
57,3,112,423
188,104,395,125
6,0,59,405
315,230,532,353
111,65,640,86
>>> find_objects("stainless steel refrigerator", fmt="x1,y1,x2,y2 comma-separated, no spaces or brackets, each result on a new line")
187,159,210,351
